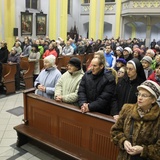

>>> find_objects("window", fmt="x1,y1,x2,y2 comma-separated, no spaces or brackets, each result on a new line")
68,0,71,14
26,0,38,9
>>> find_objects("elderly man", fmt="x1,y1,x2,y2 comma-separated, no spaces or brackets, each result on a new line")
62,40,74,56
78,57,116,114
54,57,84,104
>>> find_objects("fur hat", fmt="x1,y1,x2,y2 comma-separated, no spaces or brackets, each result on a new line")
137,80,160,99
124,47,133,54
141,56,153,64
68,57,81,70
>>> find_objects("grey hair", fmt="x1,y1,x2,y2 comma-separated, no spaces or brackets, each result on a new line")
44,55,56,67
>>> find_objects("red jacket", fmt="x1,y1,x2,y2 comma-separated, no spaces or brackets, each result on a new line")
42,49,57,59
147,72,159,84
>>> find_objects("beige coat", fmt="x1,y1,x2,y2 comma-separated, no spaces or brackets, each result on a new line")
54,69,84,104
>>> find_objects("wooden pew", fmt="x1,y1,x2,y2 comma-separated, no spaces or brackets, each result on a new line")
2,63,17,94
14,89,119,160
20,58,35,89
57,54,93,72
39,59,44,71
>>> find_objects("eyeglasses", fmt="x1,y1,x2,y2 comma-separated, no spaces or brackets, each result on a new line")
135,92,152,98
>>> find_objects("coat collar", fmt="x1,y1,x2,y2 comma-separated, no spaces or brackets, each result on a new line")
131,103,160,121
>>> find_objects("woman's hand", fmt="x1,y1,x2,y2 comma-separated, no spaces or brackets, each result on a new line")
124,140,134,153
127,145,143,155
124,140,143,155
38,84,46,92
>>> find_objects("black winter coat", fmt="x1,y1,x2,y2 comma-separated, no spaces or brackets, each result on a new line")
78,69,116,114
0,47,9,63
84,44,93,54
111,76,145,115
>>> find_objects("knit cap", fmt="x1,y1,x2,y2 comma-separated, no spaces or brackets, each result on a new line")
68,57,81,70
137,80,160,99
124,47,133,54
116,46,123,53
116,58,126,65
133,48,142,54
141,56,152,64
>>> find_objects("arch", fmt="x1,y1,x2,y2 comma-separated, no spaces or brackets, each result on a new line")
104,22,112,39
151,22,160,42
124,21,146,40
83,22,89,38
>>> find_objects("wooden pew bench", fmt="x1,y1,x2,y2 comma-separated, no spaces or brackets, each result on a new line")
2,63,17,94
14,89,119,160
20,58,35,89
57,54,94,72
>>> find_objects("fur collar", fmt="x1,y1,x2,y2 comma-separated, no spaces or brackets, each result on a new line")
131,103,160,121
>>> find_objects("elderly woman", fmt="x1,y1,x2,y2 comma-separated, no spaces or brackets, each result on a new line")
111,80,160,160
34,55,61,99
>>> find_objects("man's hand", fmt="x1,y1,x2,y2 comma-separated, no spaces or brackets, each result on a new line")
81,103,89,113
113,115,119,121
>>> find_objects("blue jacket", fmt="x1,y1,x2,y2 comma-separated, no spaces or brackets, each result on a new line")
34,67,61,99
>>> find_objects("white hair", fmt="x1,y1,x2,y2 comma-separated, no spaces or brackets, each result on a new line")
44,55,56,67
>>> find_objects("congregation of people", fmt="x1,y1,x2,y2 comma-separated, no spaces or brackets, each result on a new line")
1,36,160,109
1,35,160,159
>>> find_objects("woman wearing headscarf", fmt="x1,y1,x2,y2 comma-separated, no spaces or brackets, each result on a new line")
34,55,61,99
111,58,146,120
111,80,160,160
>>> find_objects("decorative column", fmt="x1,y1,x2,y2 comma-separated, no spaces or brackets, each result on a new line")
4,0,15,49
49,0,68,41
0,0,2,41
145,16,151,48
128,23,136,39
89,0,105,40
115,0,122,39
